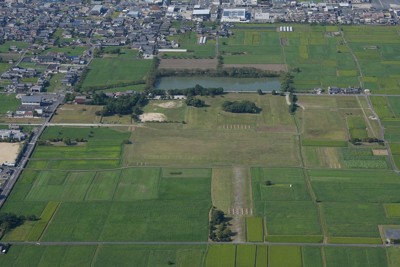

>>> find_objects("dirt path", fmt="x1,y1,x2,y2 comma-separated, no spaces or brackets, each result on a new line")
230,166,251,242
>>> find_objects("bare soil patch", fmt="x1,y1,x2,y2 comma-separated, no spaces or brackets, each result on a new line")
155,101,183,109
224,64,287,72
373,149,389,156
139,113,167,122
0,142,21,164
159,59,217,70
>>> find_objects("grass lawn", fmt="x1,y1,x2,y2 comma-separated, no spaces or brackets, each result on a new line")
0,94,19,114
52,104,102,123
81,55,152,90
124,94,299,167
46,73,65,92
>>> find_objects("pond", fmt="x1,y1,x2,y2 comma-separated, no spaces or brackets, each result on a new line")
155,76,281,92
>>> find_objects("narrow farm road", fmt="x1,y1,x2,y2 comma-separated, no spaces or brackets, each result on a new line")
230,166,252,242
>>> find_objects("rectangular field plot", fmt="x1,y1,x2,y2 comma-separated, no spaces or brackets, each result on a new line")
205,245,236,267
324,247,388,267
309,169,400,203
246,217,264,242
302,109,348,141
340,147,389,169
236,245,256,267
96,244,206,267
51,104,102,123
385,204,400,218
302,247,323,267
269,246,302,267
347,116,368,140
258,201,322,237
0,245,97,267
323,202,400,238
251,167,311,201
81,56,151,90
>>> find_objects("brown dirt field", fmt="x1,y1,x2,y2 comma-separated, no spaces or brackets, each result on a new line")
159,58,217,70
139,113,166,122
155,101,183,109
224,64,288,72
373,149,389,156
0,142,21,164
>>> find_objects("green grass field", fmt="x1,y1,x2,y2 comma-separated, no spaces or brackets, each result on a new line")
81,52,152,90
0,93,20,114
124,94,299,167
166,32,216,58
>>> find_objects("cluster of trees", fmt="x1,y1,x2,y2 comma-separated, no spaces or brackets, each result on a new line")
157,67,281,79
0,213,38,235
222,101,261,114
288,93,298,114
166,85,224,97
209,208,233,242
90,93,148,119
38,137,87,146
186,97,206,108
281,72,295,93
350,137,384,145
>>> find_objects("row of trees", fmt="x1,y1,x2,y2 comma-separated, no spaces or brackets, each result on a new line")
166,84,224,97
222,101,261,114
157,67,281,79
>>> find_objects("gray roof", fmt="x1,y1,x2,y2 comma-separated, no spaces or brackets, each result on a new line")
21,95,42,103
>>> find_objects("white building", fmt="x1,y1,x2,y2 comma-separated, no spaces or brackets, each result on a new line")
221,8,248,22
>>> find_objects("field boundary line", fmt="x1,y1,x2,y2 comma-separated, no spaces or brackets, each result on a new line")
90,244,101,267
110,169,123,201
39,202,61,242
83,172,98,201
340,30,364,88
356,96,377,137
321,246,327,267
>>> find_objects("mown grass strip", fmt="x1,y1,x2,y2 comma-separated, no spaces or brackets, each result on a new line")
26,201,60,241
302,139,348,147
328,236,382,244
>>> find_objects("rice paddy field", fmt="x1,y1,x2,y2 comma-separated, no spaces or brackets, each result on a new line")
217,25,400,93
2,91,400,266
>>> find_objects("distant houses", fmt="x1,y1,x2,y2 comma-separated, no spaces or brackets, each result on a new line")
328,86,362,95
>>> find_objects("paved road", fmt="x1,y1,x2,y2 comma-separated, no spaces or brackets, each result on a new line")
6,241,394,248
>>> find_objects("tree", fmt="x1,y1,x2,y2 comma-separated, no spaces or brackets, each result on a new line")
257,89,263,95
186,97,206,107
63,137,72,146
